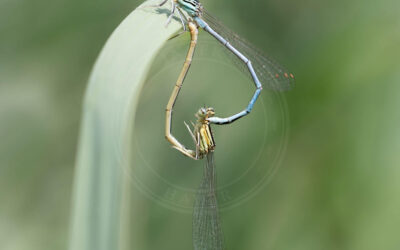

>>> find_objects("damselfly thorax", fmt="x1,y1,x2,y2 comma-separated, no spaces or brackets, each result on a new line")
174,0,203,17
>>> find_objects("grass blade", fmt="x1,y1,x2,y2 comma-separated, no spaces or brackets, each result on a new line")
69,2,181,250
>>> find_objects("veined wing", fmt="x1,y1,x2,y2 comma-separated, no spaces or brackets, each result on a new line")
202,11,295,91
193,152,224,250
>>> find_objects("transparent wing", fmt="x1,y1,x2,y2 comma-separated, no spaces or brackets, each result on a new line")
193,152,225,250
202,11,295,91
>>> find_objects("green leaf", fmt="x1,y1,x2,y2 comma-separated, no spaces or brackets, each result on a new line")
68,2,181,250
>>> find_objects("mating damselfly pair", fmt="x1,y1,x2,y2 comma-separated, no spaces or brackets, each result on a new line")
148,0,294,249
157,0,294,160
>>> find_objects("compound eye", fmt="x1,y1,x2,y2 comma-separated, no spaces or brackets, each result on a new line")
206,107,215,117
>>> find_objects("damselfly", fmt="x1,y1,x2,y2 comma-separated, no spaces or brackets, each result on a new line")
156,0,294,125
172,106,224,248
162,22,223,243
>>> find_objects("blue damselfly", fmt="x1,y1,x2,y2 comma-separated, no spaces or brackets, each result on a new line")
158,0,294,126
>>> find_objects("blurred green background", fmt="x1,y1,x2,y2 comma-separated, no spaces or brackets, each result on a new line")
1,0,400,250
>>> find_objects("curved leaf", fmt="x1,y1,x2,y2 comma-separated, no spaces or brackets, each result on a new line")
69,2,181,250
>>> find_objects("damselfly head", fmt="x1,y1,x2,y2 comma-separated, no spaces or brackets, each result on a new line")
206,107,215,117
196,107,215,122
